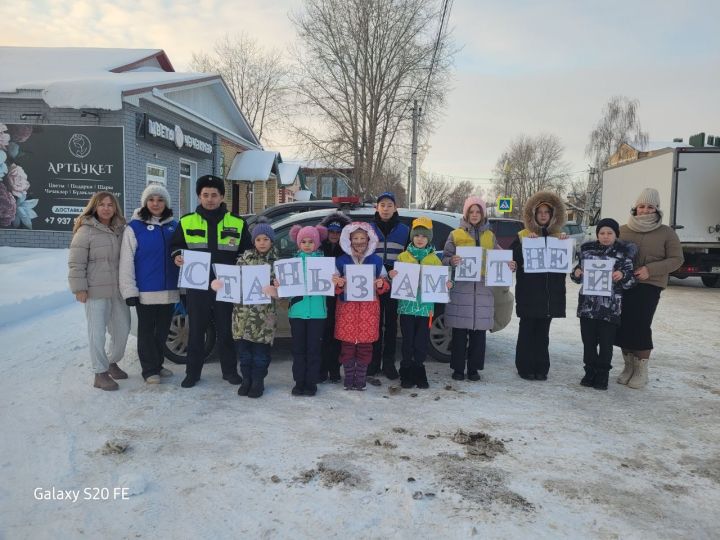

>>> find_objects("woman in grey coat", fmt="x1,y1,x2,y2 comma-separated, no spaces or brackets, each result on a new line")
68,191,130,391
443,196,516,381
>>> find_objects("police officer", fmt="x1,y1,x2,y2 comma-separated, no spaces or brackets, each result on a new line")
171,175,251,388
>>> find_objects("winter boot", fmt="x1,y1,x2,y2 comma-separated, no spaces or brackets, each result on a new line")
467,370,481,382
616,352,636,385
451,371,465,381
237,366,252,396
580,365,595,387
415,365,429,389
223,373,243,385
592,370,609,390
181,375,198,388
291,383,304,396
355,364,368,391
94,372,119,391
382,362,400,380
399,366,414,389
247,377,265,398
108,363,128,380
303,383,318,397
343,362,356,390
627,358,649,389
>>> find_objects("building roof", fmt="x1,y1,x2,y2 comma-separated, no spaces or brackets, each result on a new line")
0,47,261,148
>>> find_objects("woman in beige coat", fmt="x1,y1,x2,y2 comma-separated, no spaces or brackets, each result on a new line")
68,191,130,391
615,188,683,389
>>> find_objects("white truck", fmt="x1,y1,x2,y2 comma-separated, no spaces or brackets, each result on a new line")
601,147,720,288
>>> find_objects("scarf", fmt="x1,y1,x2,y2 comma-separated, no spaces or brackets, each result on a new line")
627,212,662,233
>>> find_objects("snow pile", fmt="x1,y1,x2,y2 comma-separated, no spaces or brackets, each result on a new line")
0,246,73,328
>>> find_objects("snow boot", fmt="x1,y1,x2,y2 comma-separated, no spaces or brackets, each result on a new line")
145,374,161,384
343,362,356,390
223,373,243,385
415,365,429,389
159,367,173,378
304,383,318,397
238,366,252,396
291,383,304,396
627,358,649,389
580,365,595,387
181,375,198,388
247,377,265,398
616,352,635,385
467,370,481,382
451,371,465,381
399,366,414,388
354,364,369,390
94,372,119,391
592,370,609,390
108,363,128,380
382,362,400,380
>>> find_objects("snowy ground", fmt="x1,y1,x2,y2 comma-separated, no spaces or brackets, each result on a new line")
1,247,719,539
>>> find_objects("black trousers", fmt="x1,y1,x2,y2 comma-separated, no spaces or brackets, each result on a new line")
185,288,237,380
450,328,486,374
320,296,341,378
290,318,325,386
399,314,430,368
580,318,616,373
135,302,174,379
371,294,399,369
515,317,552,377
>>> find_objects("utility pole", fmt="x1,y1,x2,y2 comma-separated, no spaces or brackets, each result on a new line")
410,100,420,208
583,166,597,226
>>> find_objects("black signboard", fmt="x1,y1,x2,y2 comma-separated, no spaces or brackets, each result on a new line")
136,113,213,158
0,123,124,232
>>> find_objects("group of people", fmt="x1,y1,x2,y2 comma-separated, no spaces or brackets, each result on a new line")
67,174,683,397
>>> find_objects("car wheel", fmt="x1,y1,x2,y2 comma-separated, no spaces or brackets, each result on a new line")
163,311,216,364
701,275,720,288
428,310,451,363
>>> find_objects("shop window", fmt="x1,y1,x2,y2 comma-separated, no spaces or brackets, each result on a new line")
305,176,317,196
179,159,197,216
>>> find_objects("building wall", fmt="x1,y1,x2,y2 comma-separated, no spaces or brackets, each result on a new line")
1,97,216,248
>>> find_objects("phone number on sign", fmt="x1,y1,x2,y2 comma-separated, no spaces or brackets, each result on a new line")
34,487,130,502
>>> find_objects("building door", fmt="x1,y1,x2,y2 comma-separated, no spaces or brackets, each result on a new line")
179,159,197,216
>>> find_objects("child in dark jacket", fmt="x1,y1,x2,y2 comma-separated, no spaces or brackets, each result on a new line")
332,222,390,390
570,218,636,390
318,212,351,383
370,192,410,379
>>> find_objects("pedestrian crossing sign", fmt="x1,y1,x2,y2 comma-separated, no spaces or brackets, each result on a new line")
497,197,513,213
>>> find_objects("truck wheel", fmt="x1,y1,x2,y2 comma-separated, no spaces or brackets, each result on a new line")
701,276,720,288
164,312,217,364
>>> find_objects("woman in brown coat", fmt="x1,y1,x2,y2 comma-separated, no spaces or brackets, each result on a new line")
614,188,684,389
68,191,130,391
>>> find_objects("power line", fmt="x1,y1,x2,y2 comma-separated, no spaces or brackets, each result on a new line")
419,0,453,115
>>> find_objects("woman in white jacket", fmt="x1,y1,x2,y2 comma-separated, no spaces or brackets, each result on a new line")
119,184,180,384
68,191,129,391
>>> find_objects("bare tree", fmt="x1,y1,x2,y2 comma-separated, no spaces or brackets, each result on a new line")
444,180,476,213
580,96,649,224
374,167,408,207
418,171,451,210
491,134,569,219
289,0,455,200
190,33,288,143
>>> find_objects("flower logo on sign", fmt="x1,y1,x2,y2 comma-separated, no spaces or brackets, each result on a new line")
68,133,91,159
174,125,184,150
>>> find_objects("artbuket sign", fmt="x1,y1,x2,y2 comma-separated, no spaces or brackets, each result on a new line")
0,123,124,232
136,113,213,157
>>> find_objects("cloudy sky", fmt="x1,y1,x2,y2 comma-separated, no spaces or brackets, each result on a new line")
3,0,719,189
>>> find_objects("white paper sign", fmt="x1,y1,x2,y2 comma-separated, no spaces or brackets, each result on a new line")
274,258,305,298
345,264,375,302
485,250,513,286
305,257,336,297
391,262,421,301
454,246,484,282
212,264,242,303
420,265,450,303
178,250,211,290
242,264,272,305
582,259,615,297
546,237,574,273
521,237,548,273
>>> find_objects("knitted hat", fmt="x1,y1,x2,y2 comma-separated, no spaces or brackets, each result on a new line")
319,211,351,232
251,216,275,243
463,195,487,220
196,174,225,196
410,216,433,243
634,188,661,208
596,218,620,238
376,191,396,204
289,224,328,248
141,183,171,208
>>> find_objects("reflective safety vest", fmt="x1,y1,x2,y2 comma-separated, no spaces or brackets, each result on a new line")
179,212,245,252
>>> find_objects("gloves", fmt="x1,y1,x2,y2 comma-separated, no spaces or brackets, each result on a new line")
125,297,138,307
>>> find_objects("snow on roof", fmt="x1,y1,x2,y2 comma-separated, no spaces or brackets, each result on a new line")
277,162,301,186
227,150,279,182
0,47,214,110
